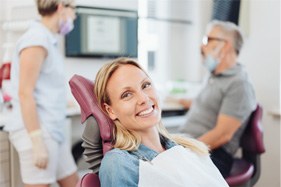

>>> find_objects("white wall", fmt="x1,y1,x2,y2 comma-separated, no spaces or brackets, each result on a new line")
238,0,280,186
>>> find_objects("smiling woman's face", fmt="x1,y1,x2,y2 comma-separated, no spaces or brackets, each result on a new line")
104,64,161,132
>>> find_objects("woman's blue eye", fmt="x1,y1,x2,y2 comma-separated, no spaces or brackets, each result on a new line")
121,92,131,99
143,82,152,89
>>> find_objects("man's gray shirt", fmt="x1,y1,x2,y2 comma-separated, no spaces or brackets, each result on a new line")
179,64,256,155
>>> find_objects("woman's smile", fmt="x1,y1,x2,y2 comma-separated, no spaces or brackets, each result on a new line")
137,106,154,117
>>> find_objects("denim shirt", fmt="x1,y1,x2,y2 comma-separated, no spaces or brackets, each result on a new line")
99,136,177,187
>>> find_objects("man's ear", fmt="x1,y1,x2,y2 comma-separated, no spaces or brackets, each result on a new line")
217,41,230,60
224,40,234,53
104,103,117,120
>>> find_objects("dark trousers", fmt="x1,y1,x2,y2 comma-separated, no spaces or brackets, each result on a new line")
210,148,233,178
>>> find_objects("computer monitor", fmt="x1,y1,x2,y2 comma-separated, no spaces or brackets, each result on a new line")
65,6,138,58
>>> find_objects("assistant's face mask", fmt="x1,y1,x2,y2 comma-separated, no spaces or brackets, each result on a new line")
59,17,74,35
203,55,219,72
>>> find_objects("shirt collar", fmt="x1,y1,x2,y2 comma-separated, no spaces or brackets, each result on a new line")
212,63,242,77
131,135,177,161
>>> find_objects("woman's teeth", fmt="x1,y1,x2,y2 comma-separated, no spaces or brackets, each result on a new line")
138,107,153,116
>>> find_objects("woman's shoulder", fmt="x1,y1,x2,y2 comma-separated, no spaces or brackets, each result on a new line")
22,23,47,40
101,148,138,168
104,148,131,157
99,148,139,186
99,148,139,182
17,27,49,51
17,21,52,48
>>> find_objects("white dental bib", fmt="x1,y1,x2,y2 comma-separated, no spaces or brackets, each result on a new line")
138,145,229,187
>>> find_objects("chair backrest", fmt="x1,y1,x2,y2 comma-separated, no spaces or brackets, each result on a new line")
225,104,265,187
70,74,115,187
241,104,265,156
240,104,265,185
69,74,114,154
0,62,11,88
75,173,100,187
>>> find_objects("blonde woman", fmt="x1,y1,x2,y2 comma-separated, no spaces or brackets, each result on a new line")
94,58,229,187
6,0,78,186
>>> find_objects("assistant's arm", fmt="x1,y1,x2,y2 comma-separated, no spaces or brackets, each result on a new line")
18,46,46,133
18,46,48,169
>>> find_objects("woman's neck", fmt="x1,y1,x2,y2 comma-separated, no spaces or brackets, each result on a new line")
41,16,58,34
140,127,165,153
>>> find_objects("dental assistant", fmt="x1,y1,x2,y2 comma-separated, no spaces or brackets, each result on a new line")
6,0,78,186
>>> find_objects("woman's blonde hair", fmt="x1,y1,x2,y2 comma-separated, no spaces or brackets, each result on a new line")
94,57,208,155
35,0,75,16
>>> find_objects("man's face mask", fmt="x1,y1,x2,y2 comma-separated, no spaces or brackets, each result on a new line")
202,43,224,72
203,55,219,72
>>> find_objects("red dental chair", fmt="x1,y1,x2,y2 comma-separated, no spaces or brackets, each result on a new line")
225,104,265,187
69,74,114,187
0,62,11,88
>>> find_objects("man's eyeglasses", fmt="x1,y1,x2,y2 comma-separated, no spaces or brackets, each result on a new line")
202,36,226,46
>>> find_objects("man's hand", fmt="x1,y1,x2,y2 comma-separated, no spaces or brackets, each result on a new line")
178,98,192,109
